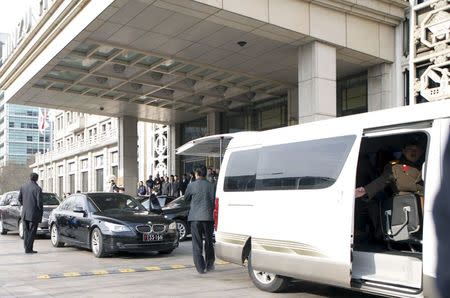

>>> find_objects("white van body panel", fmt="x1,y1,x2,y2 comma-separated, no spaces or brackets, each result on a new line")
177,100,450,297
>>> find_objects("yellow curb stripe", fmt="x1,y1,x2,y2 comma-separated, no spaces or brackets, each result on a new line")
119,268,136,273
37,275,50,279
63,272,81,277
144,266,161,271
170,264,186,269
92,270,109,275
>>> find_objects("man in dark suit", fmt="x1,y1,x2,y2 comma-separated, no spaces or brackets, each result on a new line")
433,135,450,296
18,173,43,254
184,166,215,274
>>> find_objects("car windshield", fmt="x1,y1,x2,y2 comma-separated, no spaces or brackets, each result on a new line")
166,196,187,207
88,193,146,212
42,193,60,205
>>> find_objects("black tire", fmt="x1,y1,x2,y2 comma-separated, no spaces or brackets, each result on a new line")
0,218,7,235
50,224,64,247
158,249,174,255
18,219,24,239
176,220,188,241
248,253,290,293
91,228,107,258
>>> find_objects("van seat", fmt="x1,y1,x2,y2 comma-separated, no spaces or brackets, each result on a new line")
381,193,422,245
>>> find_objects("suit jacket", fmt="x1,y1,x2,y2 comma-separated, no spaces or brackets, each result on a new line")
18,181,43,223
184,178,215,222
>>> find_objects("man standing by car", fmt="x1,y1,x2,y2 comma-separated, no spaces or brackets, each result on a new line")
184,166,215,274
18,173,43,254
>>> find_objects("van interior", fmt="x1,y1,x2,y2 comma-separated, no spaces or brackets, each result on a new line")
352,131,427,293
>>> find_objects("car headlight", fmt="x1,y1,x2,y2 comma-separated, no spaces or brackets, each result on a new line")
103,221,131,232
168,222,176,231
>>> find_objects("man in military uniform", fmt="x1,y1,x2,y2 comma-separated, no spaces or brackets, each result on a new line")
355,141,424,202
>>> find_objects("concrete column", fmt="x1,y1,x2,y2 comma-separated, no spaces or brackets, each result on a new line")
206,112,221,169
367,63,397,111
298,41,337,123
118,116,138,195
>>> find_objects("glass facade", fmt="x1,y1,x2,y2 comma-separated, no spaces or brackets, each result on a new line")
0,104,51,165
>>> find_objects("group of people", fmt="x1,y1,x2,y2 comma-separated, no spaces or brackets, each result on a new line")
137,168,219,198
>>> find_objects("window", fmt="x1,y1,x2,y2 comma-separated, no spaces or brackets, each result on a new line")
96,169,104,191
255,135,356,191
112,165,118,179
27,136,33,142
81,171,89,192
69,162,75,172
58,176,64,198
337,73,368,117
403,18,410,57
81,159,88,170
9,122,14,128
58,165,64,176
69,174,75,194
111,151,118,164
224,149,259,192
39,136,44,142
96,155,103,167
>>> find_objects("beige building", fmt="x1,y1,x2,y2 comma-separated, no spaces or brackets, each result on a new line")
1,0,449,192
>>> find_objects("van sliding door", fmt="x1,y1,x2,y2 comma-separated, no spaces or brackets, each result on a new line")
250,130,363,288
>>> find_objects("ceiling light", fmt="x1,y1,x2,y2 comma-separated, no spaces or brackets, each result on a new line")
161,59,176,67
113,64,126,73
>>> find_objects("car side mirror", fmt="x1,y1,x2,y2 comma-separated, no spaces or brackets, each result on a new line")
73,206,86,215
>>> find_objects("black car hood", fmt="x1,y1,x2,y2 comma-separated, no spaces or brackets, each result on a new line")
93,211,169,225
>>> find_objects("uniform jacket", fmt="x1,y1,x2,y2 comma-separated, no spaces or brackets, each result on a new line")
170,181,180,197
184,178,215,222
365,157,424,199
161,181,170,196
18,181,43,223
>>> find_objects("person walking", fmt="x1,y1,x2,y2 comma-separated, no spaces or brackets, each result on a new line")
184,166,215,274
18,173,43,254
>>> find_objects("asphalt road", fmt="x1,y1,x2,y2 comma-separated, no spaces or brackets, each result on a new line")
0,233,376,297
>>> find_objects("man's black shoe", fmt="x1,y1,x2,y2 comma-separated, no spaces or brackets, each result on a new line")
25,250,37,254
206,265,215,272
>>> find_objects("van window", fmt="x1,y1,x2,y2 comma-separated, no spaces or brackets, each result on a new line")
255,135,356,190
224,149,259,192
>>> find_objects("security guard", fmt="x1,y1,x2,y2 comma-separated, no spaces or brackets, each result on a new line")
355,141,424,202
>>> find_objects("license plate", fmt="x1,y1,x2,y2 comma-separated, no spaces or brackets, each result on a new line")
143,233,163,242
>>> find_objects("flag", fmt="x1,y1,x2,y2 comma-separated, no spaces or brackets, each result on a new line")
38,108,49,134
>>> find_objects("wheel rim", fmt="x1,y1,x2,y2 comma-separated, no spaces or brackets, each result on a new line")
91,230,100,255
177,222,186,239
253,270,276,285
51,225,58,245
18,221,23,238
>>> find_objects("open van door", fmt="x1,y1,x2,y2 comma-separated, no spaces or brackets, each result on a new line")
176,132,254,159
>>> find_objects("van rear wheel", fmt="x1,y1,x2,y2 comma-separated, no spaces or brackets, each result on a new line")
248,253,289,292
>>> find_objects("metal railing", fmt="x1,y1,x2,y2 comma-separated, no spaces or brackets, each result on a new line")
34,129,118,164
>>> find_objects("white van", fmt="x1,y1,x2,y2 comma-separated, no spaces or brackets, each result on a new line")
176,100,450,298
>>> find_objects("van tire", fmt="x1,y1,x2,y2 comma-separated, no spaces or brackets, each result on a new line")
248,253,289,292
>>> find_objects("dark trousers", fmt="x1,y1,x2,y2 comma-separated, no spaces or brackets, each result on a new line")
23,220,38,252
190,221,215,273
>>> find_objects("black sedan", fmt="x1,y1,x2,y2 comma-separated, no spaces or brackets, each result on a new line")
0,191,60,238
161,196,191,241
48,193,179,258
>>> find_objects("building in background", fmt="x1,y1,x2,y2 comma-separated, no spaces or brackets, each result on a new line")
30,111,164,196
1,0,449,193
0,100,51,166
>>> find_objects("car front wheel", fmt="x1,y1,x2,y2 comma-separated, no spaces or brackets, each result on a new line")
176,220,188,241
91,228,107,258
248,253,290,293
18,219,24,239
0,218,7,235
50,224,64,247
